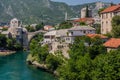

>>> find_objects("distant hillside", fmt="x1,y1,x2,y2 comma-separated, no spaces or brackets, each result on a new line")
0,0,111,24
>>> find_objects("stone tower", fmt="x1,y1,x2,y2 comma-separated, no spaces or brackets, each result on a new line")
8,18,28,48
8,18,21,38
81,7,92,18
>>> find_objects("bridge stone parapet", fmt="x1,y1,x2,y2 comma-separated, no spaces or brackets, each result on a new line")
27,30,46,43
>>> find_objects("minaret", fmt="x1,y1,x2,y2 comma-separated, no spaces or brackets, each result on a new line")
65,12,68,21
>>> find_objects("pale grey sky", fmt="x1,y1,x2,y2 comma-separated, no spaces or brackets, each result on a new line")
51,0,119,5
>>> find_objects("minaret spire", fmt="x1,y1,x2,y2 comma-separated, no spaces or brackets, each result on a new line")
65,12,68,21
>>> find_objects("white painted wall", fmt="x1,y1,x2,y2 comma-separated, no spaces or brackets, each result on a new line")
69,30,95,36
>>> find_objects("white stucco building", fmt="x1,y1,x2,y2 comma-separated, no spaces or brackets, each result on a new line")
68,26,96,43
44,26,96,44
43,29,68,43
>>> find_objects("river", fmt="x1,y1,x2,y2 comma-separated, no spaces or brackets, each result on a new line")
0,51,57,80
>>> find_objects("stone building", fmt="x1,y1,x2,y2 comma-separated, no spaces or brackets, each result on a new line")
104,38,120,52
44,26,96,44
8,18,28,48
81,7,92,18
100,4,120,34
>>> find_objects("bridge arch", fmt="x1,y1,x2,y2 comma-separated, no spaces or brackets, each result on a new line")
27,30,46,45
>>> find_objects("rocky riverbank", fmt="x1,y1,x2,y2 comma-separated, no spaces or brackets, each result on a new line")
0,51,16,56
26,54,59,76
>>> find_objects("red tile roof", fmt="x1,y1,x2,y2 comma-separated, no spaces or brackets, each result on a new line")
74,18,94,22
101,5,120,13
44,25,53,28
103,38,120,48
86,34,108,39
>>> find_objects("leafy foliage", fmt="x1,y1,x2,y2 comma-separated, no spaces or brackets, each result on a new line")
26,23,44,32
79,22,86,25
57,21,73,29
26,25,36,32
112,15,120,37
58,37,120,80
46,54,63,71
0,34,7,48
85,5,89,18
0,34,22,50
36,23,44,31
98,8,105,16
29,30,120,80
93,23,101,34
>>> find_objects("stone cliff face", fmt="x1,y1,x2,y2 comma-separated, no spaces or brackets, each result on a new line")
0,0,110,24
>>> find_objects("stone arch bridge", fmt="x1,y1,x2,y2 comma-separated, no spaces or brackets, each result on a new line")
28,30,46,43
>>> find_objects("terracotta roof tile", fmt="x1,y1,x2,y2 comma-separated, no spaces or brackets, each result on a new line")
103,38,120,48
86,34,108,39
74,18,94,22
44,25,53,28
101,5,120,13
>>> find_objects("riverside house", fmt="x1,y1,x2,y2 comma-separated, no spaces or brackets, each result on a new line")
43,26,95,58
68,26,96,43
86,34,108,42
73,18,95,26
44,26,96,44
100,4,120,34
103,38,120,52
43,29,68,44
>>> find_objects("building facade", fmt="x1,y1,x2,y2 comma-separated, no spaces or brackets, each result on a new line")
68,26,96,43
100,4,120,34
44,26,96,44
8,18,28,48
81,7,92,18
104,38,120,52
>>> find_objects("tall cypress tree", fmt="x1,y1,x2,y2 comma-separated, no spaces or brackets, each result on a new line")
85,5,89,18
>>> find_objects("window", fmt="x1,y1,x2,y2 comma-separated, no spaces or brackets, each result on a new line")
106,13,108,18
66,38,70,41
102,14,103,19
83,31,86,33
71,32,73,35
111,13,112,17
106,28,108,33
102,22,103,27
106,21,108,23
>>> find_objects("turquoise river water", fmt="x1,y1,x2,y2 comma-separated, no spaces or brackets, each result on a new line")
0,51,57,80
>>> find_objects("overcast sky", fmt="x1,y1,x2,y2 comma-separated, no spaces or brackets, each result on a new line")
51,0,119,5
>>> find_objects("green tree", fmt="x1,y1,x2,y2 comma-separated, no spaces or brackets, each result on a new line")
93,23,101,34
0,34,7,48
6,38,14,50
59,54,92,80
111,15,120,37
79,22,86,25
35,22,44,31
38,45,49,62
69,37,87,60
98,8,105,16
26,25,35,32
2,27,8,31
85,5,89,18
13,42,23,50
58,21,73,29
91,50,120,80
46,54,62,71
88,45,106,59
91,36,103,45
